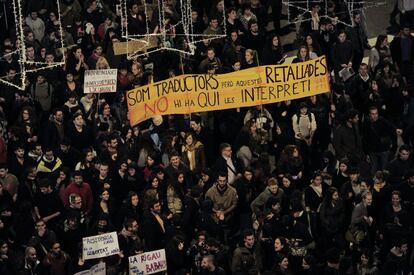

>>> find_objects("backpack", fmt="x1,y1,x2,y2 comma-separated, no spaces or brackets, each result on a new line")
296,112,313,125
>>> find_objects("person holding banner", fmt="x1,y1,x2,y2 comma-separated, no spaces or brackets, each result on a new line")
118,218,143,271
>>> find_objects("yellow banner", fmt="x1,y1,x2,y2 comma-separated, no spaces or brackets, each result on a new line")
127,56,330,126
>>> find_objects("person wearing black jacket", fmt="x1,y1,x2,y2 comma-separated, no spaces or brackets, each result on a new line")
235,168,256,230
213,143,243,186
320,187,346,250
331,31,353,81
348,63,372,114
390,26,414,80
345,12,371,72
386,145,414,185
261,34,284,65
190,115,216,166
362,106,398,174
333,109,365,166
142,200,166,251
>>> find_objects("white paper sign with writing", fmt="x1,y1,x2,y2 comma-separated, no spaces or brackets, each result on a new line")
129,249,167,275
84,69,118,93
74,262,106,275
82,232,120,260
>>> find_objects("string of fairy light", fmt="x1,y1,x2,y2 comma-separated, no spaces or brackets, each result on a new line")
119,0,227,59
282,0,386,26
0,0,66,90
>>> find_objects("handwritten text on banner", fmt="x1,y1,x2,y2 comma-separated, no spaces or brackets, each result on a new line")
82,232,120,260
129,249,167,275
126,56,330,125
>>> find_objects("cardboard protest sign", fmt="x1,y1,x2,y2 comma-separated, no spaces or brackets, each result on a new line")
126,56,330,126
84,69,118,93
74,262,106,275
82,232,120,260
129,249,167,275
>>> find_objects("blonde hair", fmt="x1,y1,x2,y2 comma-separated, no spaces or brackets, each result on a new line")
96,57,110,69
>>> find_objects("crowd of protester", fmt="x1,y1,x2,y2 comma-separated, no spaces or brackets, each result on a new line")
0,0,413,274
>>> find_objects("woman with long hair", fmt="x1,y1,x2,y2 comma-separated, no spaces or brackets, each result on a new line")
117,191,141,230
263,237,290,271
74,148,95,182
262,34,284,65
93,189,115,224
292,45,310,63
16,106,39,146
181,132,206,174
95,102,118,133
142,175,163,211
369,34,392,74
304,34,322,57
60,72,82,103
277,145,304,186
274,255,292,275
320,187,346,249
137,132,158,168
332,158,349,189
55,166,72,202
166,173,186,223
142,152,161,183
356,249,378,275
304,171,328,240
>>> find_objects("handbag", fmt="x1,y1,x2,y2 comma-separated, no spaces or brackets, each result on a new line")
345,228,366,244
290,238,307,257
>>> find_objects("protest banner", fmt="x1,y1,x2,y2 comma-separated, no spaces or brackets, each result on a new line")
84,69,118,93
129,249,167,275
74,262,106,275
126,56,330,126
82,232,120,260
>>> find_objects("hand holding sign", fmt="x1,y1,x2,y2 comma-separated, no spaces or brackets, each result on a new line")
129,249,167,275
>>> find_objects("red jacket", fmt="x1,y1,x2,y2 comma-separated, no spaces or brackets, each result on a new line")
63,182,94,215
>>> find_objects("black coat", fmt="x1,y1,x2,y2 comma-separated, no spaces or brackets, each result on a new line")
333,123,364,162
213,155,243,180
142,211,166,251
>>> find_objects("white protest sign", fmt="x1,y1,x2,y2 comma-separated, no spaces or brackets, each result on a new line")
84,69,118,93
129,249,167,275
74,262,106,275
83,232,120,260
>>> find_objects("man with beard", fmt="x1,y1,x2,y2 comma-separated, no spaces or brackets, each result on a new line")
36,148,62,179
231,229,260,275
143,200,166,251
55,138,80,170
18,246,43,275
43,241,71,275
63,171,93,216
8,143,33,178
205,173,238,225
118,218,143,271
41,108,65,150
200,254,226,275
